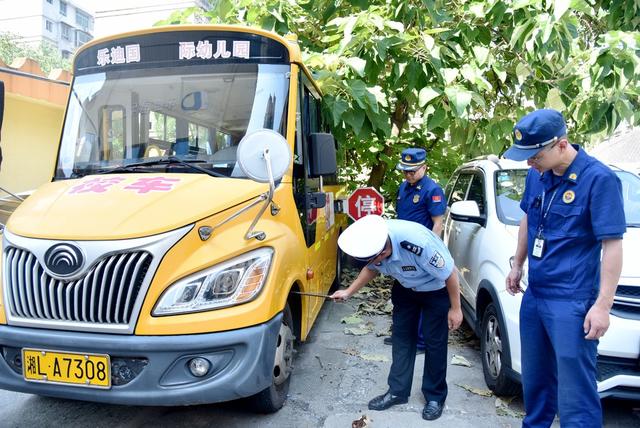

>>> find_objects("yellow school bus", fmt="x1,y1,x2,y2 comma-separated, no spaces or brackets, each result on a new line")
0,25,346,412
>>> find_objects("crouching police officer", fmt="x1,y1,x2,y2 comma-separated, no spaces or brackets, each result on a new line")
330,215,462,421
504,109,625,427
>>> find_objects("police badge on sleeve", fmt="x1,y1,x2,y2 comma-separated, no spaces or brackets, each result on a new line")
429,251,445,268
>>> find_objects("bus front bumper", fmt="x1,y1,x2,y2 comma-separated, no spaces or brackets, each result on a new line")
0,313,281,406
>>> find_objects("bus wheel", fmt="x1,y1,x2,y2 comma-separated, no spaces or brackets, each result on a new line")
249,304,295,413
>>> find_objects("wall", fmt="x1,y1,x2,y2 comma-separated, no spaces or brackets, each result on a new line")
0,58,70,193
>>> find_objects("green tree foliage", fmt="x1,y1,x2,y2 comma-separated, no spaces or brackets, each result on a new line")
163,0,640,200
0,32,71,75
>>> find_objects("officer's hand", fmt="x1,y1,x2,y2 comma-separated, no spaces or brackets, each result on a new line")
583,304,610,340
329,289,351,302
448,307,463,331
505,267,523,296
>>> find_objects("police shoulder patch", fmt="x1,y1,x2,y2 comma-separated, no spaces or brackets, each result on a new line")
400,240,423,256
429,251,446,269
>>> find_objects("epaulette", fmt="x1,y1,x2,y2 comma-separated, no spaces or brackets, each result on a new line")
400,240,423,256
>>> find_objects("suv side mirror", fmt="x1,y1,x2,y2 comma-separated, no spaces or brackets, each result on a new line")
450,200,486,227
309,133,337,177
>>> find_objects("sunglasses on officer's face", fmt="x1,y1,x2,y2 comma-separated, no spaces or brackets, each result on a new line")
402,165,425,176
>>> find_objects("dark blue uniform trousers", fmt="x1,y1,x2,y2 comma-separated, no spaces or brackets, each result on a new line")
388,282,450,403
520,290,601,427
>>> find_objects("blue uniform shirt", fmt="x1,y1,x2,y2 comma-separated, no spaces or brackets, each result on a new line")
367,219,454,291
396,176,446,230
520,146,626,299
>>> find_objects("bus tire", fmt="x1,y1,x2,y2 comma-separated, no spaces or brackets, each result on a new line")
249,304,295,413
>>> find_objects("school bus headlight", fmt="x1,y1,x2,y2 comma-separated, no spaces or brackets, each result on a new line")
152,248,273,316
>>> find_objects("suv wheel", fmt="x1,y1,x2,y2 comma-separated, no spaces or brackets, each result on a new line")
480,303,520,396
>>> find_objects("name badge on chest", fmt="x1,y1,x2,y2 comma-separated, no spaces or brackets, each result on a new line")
532,235,545,258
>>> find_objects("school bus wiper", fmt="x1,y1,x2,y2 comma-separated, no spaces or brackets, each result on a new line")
94,157,226,177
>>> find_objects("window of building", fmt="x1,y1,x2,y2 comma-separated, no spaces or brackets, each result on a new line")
61,23,71,40
45,20,53,32
75,30,91,47
60,1,67,16
76,10,89,30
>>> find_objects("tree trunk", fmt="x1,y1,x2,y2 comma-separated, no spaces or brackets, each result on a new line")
367,99,409,189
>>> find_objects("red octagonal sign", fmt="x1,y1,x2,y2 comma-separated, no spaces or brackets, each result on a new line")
347,187,385,221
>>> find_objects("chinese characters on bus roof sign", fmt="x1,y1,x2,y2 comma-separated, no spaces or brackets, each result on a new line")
178,40,250,60
96,44,141,66
96,40,252,66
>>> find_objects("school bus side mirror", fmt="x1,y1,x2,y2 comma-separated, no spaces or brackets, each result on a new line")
308,133,337,177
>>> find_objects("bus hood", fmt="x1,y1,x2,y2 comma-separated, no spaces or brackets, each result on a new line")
6,174,267,240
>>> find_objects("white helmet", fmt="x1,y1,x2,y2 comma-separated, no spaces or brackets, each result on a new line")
338,215,388,260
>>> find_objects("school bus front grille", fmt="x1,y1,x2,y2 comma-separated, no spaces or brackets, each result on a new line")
4,247,152,325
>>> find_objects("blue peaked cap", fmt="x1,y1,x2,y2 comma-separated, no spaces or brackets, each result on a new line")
396,148,426,171
503,109,567,161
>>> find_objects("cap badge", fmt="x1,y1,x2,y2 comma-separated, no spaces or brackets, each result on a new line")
514,129,523,141
568,172,577,181
562,190,575,204
404,155,411,161
413,195,420,203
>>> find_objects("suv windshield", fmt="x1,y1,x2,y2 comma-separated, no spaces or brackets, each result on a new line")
615,170,640,227
55,63,289,178
495,169,528,225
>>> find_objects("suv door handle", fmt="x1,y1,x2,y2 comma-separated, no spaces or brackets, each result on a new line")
454,226,461,233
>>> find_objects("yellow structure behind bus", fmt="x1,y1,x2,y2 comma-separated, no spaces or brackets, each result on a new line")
0,25,346,412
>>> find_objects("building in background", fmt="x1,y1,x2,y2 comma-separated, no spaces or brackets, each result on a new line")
86,0,210,39
0,0,94,58
589,125,640,175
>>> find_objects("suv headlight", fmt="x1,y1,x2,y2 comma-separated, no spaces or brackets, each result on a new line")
153,247,273,316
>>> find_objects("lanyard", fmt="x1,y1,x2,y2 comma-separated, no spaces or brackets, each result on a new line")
538,187,559,235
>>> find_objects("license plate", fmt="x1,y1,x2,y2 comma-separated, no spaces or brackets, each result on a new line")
22,349,111,389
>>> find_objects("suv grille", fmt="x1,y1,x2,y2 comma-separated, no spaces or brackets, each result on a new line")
611,285,640,321
4,247,151,325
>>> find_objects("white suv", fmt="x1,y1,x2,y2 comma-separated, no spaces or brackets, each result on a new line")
443,156,640,399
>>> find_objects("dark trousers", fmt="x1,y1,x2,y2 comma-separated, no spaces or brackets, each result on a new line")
520,290,601,428
388,281,450,403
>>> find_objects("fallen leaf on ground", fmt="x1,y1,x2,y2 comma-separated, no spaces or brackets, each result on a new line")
341,314,364,324
456,383,494,397
450,354,472,367
342,347,360,357
359,353,390,362
352,414,371,428
495,397,525,418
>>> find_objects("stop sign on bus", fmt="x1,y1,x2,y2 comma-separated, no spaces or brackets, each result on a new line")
347,187,385,221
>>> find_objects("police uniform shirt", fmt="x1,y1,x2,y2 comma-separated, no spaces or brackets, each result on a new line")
367,219,454,291
520,146,626,299
396,176,446,230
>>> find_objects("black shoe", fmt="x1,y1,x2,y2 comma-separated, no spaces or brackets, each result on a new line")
383,336,392,346
368,391,408,411
422,401,444,420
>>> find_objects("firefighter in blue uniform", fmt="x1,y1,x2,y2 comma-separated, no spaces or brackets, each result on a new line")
330,215,462,421
385,148,447,350
396,148,446,233
504,109,625,427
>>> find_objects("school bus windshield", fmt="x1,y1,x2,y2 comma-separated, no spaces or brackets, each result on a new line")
55,63,290,179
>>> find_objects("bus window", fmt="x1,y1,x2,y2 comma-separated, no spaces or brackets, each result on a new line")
100,105,126,161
